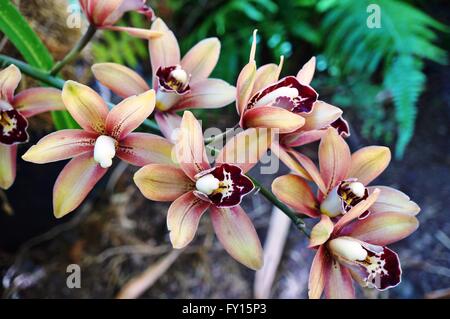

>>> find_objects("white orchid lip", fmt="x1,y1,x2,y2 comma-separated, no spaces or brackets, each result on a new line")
348,181,365,198
253,87,299,107
329,237,368,261
195,173,220,195
93,135,117,168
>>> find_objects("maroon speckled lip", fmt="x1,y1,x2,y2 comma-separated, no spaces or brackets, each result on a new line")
156,65,191,94
247,76,318,114
0,109,29,145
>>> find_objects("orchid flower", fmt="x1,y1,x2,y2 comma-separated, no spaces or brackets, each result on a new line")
306,192,419,298
92,18,236,142
0,65,65,189
272,128,420,220
134,111,272,270
22,80,174,218
79,0,161,39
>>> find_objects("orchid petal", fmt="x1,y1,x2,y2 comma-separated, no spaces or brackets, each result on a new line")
53,152,107,218
134,164,194,201
149,18,180,88
170,79,236,112
154,111,182,143
251,57,283,96
236,62,257,116
104,26,162,40
271,174,319,217
0,64,21,102
309,215,334,247
348,146,391,185
270,142,310,179
242,106,305,134
106,90,155,140
368,186,420,215
22,130,97,164
181,38,220,83
210,205,263,270
92,63,149,98
319,128,351,192
333,188,380,233
0,144,17,190
281,129,326,148
175,111,210,180
308,245,329,299
62,81,109,134
343,212,419,246
216,128,272,174
288,150,327,194
296,56,316,85
117,132,174,166
167,191,210,248
301,101,343,131
12,88,64,118
325,260,355,299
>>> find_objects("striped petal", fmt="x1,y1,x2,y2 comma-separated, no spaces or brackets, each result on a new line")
154,111,182,143
92,63,149,98
236,62,256,116
296,56,316,85
175,111,210,181
170,79,236,112
53,152,107,218
134,164,194,201
12,88,64,118
0,64,21,102
22,129,97,164
117,132,174,166
270,142,310,179
242,106,305,134
181,38,220,83
325,259,355,299
343,212,419,246
301,101,343,131
104,26,162,39
106,90,155,140
368,186,420,215
348,146,391,185
309,215,334,247
210,205,263,270
216,128,272,174
0,144,17,190
308,245,329,299
62,81,108,134
271,174,319,217
149,18,180,88
167,191,210,248
319,128,351,192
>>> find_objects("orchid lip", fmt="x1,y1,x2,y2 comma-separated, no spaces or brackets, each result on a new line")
0,108,29,145
194,163,254,208
156,65,191,95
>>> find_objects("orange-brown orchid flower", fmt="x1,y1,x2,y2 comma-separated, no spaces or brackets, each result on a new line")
134,111,273,270
79,0,161,39
0,65,65,189
92,18,236,142
22,80,173,218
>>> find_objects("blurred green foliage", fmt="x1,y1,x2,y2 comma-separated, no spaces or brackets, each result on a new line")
93,0,448,158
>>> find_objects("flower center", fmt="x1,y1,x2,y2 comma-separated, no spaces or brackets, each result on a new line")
0,108,28,145
93,135,117,168
320,181,368,217
253,87,299,108
156,65,191,94
328,237,368,261
195,174,220,195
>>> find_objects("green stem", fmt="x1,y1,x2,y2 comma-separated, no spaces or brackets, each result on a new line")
49,24,97,76
247,175,309,237
0,55,64,89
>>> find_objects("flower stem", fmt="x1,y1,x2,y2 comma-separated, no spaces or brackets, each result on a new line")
49,24,97,76
247,175,310,237
0,55,65,89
